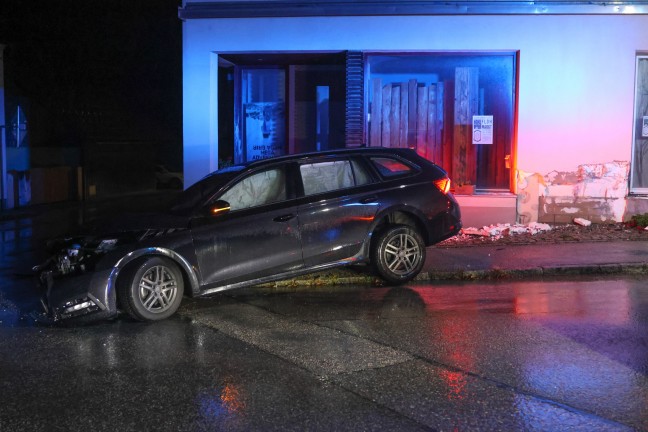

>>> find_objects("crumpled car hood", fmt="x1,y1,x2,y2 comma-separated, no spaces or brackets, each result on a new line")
92,211,191,235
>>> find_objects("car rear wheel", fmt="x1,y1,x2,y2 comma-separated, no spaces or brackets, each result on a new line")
371,225,426,285
118,256,184,321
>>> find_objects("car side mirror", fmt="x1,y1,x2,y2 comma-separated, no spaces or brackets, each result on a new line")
206,200,231,217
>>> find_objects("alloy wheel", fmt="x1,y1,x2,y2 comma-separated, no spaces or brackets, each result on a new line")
382,233,422,276
138,265,179,313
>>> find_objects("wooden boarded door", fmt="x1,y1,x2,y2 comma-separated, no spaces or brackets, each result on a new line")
453,67,479,186
369,78,443,164
370,68,506,190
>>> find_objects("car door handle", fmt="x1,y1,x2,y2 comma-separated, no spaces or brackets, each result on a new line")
360,195,378,204
273,213,296,222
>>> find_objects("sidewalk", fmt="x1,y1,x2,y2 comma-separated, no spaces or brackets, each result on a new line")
423,240,648,280
2,194,648,285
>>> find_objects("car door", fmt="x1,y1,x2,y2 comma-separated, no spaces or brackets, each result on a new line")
296,157,380,267
191,165,303,288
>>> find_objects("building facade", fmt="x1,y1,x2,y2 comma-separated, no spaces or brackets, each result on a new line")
179,1,648,226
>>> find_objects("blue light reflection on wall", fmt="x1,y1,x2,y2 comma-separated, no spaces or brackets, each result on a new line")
183,15,648,183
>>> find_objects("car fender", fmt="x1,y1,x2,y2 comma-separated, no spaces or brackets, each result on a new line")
362,204,431,251
107,247,201,297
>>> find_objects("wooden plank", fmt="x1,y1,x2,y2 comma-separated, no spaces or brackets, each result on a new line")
436,82,444,165
408,79,418,150
442,80,453,177
427,84,438,163
453,67,479,186
416,86,428,159
399,83,408,148
370,78,382,147
381,84,392,147
390,85,400,147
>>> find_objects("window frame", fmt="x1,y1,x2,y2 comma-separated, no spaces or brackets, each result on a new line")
363,50,517,192
365,155,420,182
630,54,648,195
368,156,417,179
213,164,292,212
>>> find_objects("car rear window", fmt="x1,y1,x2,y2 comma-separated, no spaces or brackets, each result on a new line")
370,157,414,178
300,159,370,196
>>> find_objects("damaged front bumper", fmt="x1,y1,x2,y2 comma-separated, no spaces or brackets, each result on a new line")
36,268,119,323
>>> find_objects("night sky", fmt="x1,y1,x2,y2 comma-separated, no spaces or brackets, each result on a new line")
0,0,182,163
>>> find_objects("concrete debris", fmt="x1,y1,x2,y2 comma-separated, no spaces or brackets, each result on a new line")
573,217,592,227
461,222,552,239
461,227,490,237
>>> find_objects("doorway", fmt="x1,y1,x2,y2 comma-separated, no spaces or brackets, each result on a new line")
218,53,347,164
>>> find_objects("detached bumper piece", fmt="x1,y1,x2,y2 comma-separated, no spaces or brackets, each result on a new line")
36,269,114,324
56,296,101,320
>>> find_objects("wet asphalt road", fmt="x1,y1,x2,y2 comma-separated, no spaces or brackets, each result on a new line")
1,262,648,431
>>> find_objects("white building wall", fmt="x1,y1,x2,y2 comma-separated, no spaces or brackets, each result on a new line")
182,14,648,221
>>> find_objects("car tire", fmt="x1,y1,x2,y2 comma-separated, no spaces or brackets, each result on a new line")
118,256,184,321
371,224,426,285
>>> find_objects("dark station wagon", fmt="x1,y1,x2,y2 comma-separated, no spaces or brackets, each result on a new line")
34,148,461,323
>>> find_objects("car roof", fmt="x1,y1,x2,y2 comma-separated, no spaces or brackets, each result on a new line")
243,147,420,170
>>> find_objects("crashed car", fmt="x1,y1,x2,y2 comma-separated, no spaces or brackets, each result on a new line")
34,148,461,323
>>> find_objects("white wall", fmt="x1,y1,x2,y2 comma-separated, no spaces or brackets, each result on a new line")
182,14,648,187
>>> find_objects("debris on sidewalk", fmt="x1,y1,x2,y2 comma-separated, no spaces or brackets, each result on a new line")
438,220,648,248
460,222,552,239
573,217,592,227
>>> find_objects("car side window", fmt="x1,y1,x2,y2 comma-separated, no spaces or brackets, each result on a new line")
370,157,414,178
220,168,286,211
300,159,370,196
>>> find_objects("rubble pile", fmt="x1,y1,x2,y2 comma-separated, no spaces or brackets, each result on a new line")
461,222,552,239
438,220,648,248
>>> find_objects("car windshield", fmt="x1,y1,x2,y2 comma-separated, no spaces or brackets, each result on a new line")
169,165,245,215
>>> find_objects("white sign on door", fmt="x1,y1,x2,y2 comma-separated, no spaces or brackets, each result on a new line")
472,115,493,145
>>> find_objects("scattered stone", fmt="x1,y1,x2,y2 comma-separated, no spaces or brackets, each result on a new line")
462,227,490,236
574,217,592,227
527,222,552,234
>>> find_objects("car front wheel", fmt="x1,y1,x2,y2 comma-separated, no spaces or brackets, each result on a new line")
371,225,426,285
118,256,184,321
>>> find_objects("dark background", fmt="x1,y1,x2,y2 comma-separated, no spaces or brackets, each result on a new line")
0,0,183,171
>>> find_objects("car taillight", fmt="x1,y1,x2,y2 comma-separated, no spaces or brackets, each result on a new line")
433,178,451,194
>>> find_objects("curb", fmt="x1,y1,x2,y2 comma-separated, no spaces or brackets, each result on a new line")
257,262,648,289
423,262,648,281
259,269,381,288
